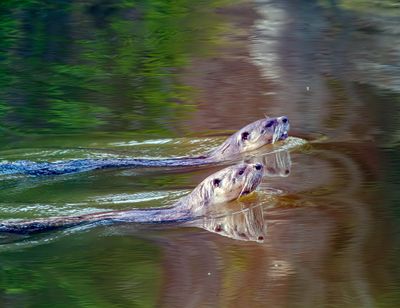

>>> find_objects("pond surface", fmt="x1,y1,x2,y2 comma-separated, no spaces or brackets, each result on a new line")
1,0,400,307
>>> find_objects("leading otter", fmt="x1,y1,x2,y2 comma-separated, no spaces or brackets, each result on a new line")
0,116,289,176
0,162,264,234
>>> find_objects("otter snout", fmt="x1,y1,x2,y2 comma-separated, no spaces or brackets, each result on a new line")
278,116,289,124
276,116,290,141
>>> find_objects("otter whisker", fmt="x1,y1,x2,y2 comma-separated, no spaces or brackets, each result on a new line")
238,174,248,198
239,185,246,198
239,172,252,198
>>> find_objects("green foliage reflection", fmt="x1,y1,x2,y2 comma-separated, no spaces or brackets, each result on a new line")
0,234,162,307
0,0,231,136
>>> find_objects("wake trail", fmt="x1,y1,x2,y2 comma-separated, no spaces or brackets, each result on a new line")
0,157,211,176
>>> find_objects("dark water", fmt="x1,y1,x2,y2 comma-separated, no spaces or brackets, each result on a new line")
1,0,400,307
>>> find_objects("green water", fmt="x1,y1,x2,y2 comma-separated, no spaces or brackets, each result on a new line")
1,0,400,307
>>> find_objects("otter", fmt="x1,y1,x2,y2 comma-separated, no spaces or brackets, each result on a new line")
196,150,292,242
0,116,289,176
0,162,264,234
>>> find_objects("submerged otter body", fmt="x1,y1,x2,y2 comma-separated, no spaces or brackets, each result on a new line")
0,162,264,234
0,116,289,176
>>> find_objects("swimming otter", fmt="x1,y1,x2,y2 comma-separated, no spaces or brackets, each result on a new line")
197,150,292,242
0,116,289,176
0,162,264,234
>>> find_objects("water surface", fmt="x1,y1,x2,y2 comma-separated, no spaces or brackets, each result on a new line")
0,0,400,307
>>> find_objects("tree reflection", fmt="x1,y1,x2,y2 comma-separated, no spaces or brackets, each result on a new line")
0,0,231,136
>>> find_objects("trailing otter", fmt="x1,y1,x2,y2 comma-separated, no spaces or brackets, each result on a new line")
0,162,264,234
197,150,292,242
0,116,289,176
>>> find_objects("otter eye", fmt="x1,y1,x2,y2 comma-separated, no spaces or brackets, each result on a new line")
241,132,249,141
212,179,221,187
265,120,274,128
238,167,246,175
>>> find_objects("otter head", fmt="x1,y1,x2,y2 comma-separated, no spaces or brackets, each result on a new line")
237,116,290,151
187,163,264,214
208,116,290,160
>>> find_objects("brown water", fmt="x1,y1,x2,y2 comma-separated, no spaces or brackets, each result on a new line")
0,0,400,307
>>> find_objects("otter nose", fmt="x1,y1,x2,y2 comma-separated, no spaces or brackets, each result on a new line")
254,163,263,171
280,116,288,124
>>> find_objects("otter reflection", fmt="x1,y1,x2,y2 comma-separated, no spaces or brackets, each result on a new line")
198,202,269,243
258,149,291,177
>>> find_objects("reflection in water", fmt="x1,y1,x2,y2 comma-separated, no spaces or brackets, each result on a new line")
154,142,386,307
0,139,396,306
250,0,400,141
199,202,268,243
0,0,232,137
258,148,291,177
0,0,399,307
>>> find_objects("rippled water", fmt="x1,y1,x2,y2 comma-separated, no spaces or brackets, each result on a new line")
1,0,400,307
